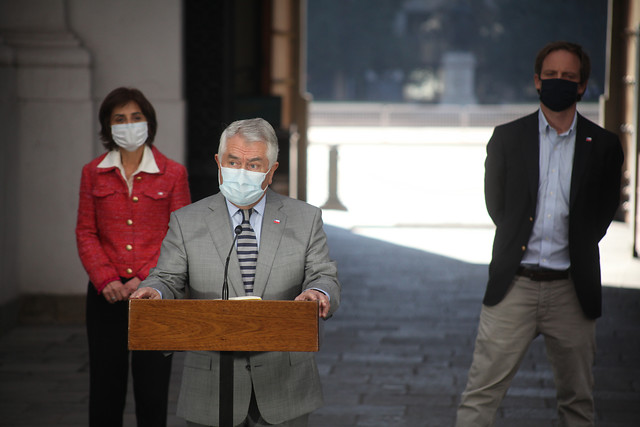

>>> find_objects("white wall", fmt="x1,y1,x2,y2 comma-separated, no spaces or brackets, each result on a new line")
0,0,185,299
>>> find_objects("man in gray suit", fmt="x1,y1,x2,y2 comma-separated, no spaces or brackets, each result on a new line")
131,118,341,427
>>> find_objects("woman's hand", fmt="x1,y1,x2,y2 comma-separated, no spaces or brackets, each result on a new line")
102,277,143,303
123,277,142,298
102,280,126,303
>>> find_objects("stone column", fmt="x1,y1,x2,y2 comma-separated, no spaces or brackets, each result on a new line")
0,36,20,329
0,0,93,304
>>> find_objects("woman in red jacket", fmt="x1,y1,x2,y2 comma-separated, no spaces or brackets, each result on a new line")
76,87,191,427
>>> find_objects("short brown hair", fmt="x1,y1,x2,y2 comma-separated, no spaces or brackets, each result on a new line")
98,87,157,150
534,41,591,85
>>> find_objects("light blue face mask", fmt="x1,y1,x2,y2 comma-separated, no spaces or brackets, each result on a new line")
218,166,270,206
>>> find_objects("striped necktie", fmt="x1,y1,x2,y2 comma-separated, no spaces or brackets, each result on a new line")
237,209,258,295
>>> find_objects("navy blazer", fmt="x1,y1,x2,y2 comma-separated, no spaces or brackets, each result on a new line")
484,111,623,319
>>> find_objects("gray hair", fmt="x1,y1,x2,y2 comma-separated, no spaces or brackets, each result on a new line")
218,118,279,167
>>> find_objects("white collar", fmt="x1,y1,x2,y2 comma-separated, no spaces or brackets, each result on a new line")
97,145,160,175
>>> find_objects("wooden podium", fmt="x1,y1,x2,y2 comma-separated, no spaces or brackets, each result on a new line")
128,299,319,426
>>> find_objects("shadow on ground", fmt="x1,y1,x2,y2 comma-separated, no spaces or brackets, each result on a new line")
0,225,638,426
310,225,640,427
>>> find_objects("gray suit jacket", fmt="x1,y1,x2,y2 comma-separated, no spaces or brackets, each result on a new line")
141,189,341,425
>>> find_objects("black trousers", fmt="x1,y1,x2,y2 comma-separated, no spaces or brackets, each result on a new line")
86,282,172,427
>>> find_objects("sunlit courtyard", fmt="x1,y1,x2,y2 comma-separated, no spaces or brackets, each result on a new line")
307,124,640,289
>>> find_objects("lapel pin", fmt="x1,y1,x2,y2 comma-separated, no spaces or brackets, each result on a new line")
586,137,592,142
273,219,281,224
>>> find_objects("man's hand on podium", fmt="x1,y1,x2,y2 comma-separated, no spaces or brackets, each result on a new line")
129,287,329,317
295,289,330,319
130,288,162,300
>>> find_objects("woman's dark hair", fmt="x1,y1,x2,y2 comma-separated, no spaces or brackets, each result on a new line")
98,87,157,150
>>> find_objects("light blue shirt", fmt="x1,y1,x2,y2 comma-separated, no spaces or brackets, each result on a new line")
225,196,266,249
224,192,329,300
521,109,576,270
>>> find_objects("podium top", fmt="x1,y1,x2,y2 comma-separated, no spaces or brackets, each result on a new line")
128,299,319,352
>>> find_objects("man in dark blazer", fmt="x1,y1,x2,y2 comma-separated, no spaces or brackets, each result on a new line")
456,41,623,427
131,118,340,427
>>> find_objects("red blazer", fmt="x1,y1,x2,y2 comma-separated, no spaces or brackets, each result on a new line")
76,146,191,293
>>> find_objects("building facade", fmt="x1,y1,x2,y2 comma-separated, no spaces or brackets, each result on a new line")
0,0,308,331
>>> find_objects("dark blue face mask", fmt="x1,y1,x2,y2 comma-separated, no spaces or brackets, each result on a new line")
538,78,580,112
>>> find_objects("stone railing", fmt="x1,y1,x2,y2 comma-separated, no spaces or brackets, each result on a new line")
309,102,600,127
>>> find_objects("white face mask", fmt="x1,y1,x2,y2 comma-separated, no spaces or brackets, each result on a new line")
218,166,270,207
111,122,148,152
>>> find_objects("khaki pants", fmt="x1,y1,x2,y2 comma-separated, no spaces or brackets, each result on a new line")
456,276,596,427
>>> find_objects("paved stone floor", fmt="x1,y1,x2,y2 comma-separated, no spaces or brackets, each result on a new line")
0,223,639,426
310,226,640,427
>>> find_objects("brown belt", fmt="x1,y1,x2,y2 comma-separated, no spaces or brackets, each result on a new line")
517,266,569,281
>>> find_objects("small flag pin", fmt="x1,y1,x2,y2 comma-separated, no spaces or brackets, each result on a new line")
273,219,281,224
586,137,592,142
